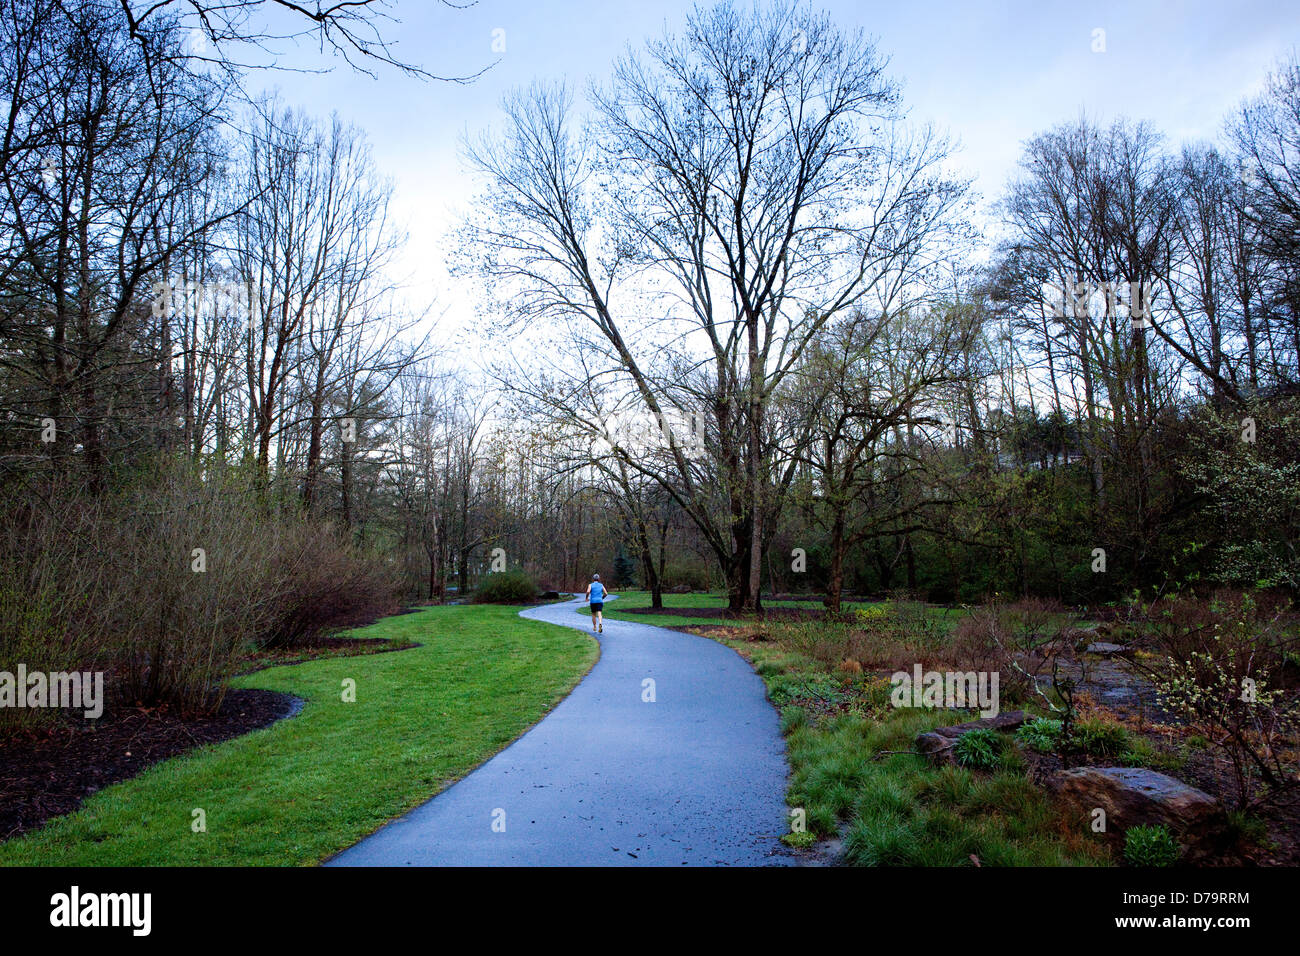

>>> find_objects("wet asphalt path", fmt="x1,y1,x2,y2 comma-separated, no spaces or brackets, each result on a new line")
325,595,792,866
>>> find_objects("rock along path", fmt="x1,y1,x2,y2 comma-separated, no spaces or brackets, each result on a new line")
326,595,792,866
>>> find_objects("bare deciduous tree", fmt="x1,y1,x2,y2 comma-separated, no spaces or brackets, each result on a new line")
461,0,968,610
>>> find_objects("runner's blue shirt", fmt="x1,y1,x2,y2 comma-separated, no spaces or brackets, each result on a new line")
589,582,605,602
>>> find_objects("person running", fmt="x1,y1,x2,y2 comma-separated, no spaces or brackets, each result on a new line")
585,574,606,633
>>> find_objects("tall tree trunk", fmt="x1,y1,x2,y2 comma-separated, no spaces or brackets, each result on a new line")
302,394,324,514
340,436,353,529
825,512,846,613
633,515,661,609
653,519,668,609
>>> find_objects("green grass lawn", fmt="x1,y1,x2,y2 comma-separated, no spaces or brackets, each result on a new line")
0,604,597,866
579,589,877,627
581,589,966,631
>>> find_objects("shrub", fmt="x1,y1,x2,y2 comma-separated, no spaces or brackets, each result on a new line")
852,604,892,625
0,461,409,724
1124,824,1180,866
104,464,286,712
949,607,1034,703
1003,597,1069,650
953,728,1001,769
472,569,539,604
0,489,117,731
1179,398,1300,590
1016,717,1063,752
1131,591,1300,808
0,469,271,718
0,570,98,732
1073,718,1131,758
892,601,948,658
260,521,404,648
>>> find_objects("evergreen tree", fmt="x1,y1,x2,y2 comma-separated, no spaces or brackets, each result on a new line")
613,544,638,589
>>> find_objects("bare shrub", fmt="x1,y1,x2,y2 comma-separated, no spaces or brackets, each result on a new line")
997,596,1069,654
783,620,852,665
891,600,948,661
0,488,111,731
0,461,406,726
949,605,1035,704
260,521,404,648
105,465,277,714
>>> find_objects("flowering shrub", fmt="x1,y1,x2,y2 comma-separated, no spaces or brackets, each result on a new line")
1136,592,1299,808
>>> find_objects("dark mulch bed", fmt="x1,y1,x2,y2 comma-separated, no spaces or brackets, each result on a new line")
762,593,844,603
0,688,299,840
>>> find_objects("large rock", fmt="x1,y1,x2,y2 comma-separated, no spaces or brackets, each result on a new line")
1048,766,1226,857
915,731,959,763
932,710,1027,738
915,711,1026,765
1085,641,1130,656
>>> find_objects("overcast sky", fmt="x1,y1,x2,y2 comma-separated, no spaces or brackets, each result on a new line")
243,0,1300,356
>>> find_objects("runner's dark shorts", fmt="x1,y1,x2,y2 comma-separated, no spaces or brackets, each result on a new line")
590,602,604,613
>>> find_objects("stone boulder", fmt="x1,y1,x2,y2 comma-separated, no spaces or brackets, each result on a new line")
1085,641,1130,655
915,730,959,763
1047,766,1227,858
915,710,1026,765
933,711,1028,738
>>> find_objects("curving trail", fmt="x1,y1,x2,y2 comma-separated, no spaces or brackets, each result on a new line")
325,595,792,866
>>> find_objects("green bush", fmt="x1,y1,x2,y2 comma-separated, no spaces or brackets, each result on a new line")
472,569,540,604
1123,824,1180,866
1014,716,1130,759
953,728,1001,769
1015,717,1063,752
1074,718,1131,758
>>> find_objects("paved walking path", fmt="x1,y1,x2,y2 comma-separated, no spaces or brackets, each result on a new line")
326,595,792,866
